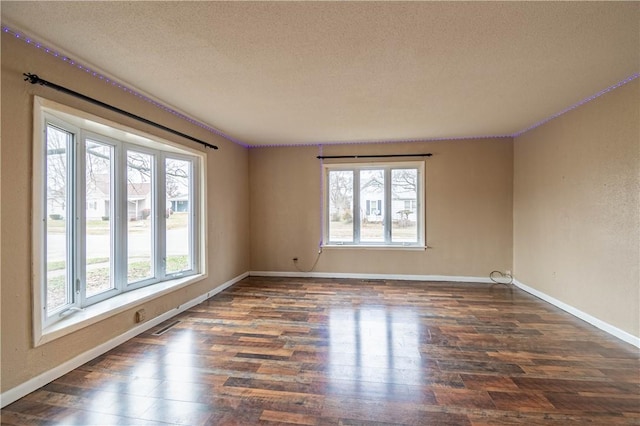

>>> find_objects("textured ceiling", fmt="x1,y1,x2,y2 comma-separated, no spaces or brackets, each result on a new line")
2,1,638,146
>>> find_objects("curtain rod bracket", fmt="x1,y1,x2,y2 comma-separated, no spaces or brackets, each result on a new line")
23,72,218,150
24,72,41,85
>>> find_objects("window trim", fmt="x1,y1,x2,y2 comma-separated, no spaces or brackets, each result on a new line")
32,96,208,346
323,161,426,249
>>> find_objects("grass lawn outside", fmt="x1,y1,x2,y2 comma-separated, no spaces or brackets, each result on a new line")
46,255,189,312
329,219,418,242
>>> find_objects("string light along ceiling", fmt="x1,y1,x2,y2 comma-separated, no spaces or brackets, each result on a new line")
2,25,638,148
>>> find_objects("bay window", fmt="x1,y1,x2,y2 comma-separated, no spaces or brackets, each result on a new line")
33,98,205,340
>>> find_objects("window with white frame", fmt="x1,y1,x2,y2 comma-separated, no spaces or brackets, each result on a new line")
324,162,425,247
34,100,205,331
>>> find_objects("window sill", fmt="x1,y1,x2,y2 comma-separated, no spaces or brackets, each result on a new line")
35,274,206,347
322,244,427,251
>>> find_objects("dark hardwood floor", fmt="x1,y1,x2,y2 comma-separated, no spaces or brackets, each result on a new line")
2,276,639,425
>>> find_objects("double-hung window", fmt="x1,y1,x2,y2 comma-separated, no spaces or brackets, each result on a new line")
33,98,205,340
324,161,425,247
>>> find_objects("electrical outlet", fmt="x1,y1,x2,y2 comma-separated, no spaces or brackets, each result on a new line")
135,309,146,323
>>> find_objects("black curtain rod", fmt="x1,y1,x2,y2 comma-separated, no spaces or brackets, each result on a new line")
317,153,432,160
23,73,218,150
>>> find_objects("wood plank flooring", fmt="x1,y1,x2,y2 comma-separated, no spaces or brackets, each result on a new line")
2,277,639,425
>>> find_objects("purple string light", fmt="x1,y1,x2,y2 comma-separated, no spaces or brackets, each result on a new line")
247,69,637,149
2,25,246,147
247,134,512,149
4,25,637,149
512,73,639,137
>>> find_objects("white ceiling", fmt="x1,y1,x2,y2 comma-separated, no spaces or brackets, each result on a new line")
2,1,638,147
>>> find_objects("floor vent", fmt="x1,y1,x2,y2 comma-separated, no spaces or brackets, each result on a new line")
152,320,181,336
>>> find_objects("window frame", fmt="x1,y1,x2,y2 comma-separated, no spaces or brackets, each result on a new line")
32,97,207,345
80,131,119,307
123,145,159,290
323,161,426,249
162,153,199,279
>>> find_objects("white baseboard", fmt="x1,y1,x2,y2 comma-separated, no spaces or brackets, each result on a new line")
250,270,493,283
0,271,248,408
513,279,640,349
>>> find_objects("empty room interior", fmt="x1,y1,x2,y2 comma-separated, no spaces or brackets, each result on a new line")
1,2,639,425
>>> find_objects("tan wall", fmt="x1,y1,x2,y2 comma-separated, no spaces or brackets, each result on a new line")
514,79,640,338
0,33,250,391
250,139,513,277
4,19,635,398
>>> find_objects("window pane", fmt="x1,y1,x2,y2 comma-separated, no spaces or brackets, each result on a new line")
85,141,114,297
360,169,384,242
165,158,191,274
46,125,72,314
392,169,418,243
127,151,154,283
328,170,353,242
